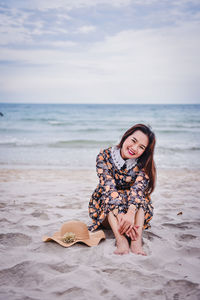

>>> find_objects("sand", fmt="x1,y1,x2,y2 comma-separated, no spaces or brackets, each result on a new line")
0,167,200,300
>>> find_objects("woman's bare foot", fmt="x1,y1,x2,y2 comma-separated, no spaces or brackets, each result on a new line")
114,236,130,255
130,237,146,256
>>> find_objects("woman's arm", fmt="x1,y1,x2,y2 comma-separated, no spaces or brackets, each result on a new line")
96,150,123,205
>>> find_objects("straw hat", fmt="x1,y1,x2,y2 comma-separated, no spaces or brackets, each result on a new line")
42,220,105,247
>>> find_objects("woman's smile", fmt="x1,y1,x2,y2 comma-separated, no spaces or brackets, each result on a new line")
128,148,136,156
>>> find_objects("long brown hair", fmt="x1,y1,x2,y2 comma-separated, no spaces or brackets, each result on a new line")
117,124,156,195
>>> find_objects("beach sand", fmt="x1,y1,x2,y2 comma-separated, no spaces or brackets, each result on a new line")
0,167,200,300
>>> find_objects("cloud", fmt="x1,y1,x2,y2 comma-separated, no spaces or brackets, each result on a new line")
0,7,33,45
1,18,199,103
14,0,134,11
6,0,200,12
76,25,96,34
0,0,200,103
1,0,200,47
0,5,71,46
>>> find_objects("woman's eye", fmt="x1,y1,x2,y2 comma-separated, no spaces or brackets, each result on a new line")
132,139,136,143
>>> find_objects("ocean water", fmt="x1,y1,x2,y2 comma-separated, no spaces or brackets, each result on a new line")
0,103,200,169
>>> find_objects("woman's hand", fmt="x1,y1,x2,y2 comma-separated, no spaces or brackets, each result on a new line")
117,211,139,241
126,225,139,241
117,212,134,234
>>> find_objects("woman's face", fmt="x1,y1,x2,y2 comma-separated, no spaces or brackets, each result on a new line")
120,130,149,160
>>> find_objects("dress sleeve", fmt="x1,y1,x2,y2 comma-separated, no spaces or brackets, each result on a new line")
96,150,123,204
128,170,149,211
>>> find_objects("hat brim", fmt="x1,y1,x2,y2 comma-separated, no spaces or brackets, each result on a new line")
43,230,105,248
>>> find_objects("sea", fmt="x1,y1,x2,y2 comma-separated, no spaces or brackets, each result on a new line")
0,103,200,170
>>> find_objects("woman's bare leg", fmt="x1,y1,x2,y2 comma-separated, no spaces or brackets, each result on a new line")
108,211,129,255
130,208,146,256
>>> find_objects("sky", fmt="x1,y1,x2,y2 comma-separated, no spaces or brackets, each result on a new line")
0,0,200,104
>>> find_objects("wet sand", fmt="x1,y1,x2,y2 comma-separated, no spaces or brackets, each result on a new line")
0,168,200,300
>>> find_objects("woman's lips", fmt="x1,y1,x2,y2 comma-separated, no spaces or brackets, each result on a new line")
128,149,135,156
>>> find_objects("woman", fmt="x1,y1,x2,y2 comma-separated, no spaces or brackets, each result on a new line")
88,124,156,255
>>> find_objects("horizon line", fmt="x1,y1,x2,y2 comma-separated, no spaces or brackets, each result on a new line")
0,102,200,105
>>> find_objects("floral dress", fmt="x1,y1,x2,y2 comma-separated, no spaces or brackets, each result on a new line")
88,146,154,231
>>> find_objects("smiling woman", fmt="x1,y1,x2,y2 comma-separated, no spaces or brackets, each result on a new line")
88,124,156,255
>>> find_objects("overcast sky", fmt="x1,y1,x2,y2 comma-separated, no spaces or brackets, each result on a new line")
0,0,200,104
